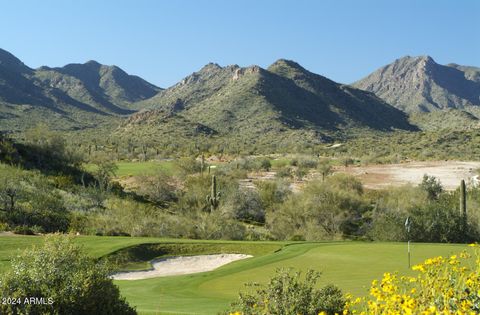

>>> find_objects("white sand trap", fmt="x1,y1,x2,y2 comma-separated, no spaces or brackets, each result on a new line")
111,254,252,280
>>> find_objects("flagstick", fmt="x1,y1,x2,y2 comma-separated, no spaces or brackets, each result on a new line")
408,240,411,268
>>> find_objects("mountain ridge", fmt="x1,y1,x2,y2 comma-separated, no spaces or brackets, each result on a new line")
0,48,161,116
116,59,416,151
352,55,480,113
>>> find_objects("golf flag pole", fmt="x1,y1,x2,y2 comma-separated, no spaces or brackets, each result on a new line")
405,216,412,268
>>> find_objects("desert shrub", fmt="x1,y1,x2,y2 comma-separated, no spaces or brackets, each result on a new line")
175,157,201,175
293,167,308,180
367,183,479,243
176,176,211,213
89,153,118,191
326,173,363,195
187,210,246,240
227,268,345,315
366,208,407,241
222,189,265,223
275,166,292,178
0,235,136,315
259,158,272,171
268,176,369,240
12,225,35,235
87,198,167,237
0,221,9,231
257,180,291,212
409,194,476,243
366,186,425,241
271,158,288,168
7,207,70,233
136,171,177,206
232,158,253,171
298,158,318,169
419,174,443,200
317,159,332,181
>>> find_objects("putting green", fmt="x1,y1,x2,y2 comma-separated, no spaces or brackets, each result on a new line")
115,241,469,315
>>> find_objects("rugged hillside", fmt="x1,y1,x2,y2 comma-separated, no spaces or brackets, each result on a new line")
352,56,480,113
35,61,161,112
0,48,160,132
119,60,416,151
409,108,480,131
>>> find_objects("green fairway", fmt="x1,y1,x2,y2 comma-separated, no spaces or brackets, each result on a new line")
0,236,276,273
0,236,472,315
116,241,469,315
84,160,177,177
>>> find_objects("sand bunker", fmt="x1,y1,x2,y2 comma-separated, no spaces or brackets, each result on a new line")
111,254,252,280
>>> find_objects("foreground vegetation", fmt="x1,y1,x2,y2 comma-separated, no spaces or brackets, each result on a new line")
0,236,136,315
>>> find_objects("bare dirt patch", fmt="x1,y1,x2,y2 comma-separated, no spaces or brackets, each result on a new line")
341,161,480,190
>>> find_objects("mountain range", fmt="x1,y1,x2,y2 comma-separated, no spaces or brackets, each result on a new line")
0,48,161,131
353,55,480,113
1,48,479,144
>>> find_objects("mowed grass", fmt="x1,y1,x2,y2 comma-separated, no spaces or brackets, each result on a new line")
0,236,278,273
116,242,470,315
0,236,471,315
84,160,177,177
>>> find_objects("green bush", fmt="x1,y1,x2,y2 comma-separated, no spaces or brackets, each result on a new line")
12,225,35,235
260,159,272,171
268,176,369,240
0,235,136,315
227,268,345,315
222,189,265,223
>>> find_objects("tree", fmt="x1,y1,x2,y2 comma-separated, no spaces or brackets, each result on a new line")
419,174,443,200
317,159,332,181
0,235,136,315
24,123,82,171
91,154,118,191
0,172,24,214
0,185,18,213
0,133,20,165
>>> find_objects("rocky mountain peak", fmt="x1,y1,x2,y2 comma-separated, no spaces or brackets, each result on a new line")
0,48,32,74
353,56,480,112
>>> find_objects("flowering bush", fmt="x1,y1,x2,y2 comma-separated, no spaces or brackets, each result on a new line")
344,244,479,314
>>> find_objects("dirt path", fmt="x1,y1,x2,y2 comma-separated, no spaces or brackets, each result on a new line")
111,254,252,280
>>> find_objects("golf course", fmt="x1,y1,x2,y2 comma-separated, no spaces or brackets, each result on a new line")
0,235,471,315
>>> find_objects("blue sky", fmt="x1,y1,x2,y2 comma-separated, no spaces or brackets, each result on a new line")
1,0,478,87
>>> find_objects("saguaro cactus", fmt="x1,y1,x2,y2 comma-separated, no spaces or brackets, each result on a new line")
206,175,220,212
460,179,467,224
200,153,205,176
